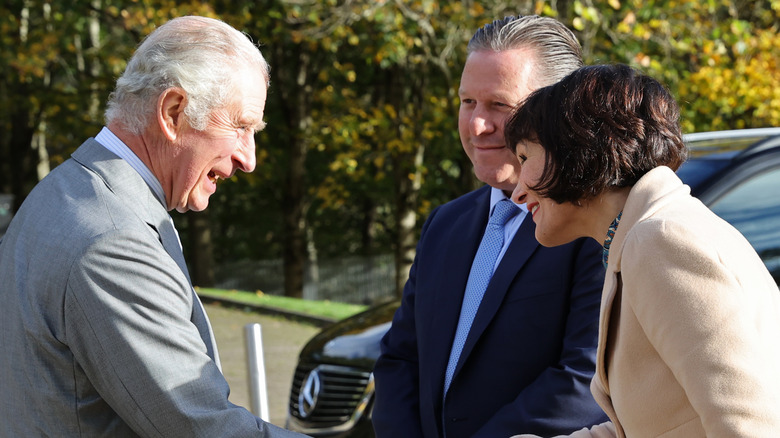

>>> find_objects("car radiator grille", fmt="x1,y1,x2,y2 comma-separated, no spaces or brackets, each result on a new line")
288,363,374,430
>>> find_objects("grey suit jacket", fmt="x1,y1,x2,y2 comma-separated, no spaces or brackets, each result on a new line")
0,139,304,437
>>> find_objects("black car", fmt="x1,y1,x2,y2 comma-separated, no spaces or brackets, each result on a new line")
285,128,780,437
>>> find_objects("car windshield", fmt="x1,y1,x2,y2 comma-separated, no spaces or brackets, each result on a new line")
678,130,778,193
683,131,777,155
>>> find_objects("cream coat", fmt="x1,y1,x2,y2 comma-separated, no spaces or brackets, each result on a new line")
515,166,780,438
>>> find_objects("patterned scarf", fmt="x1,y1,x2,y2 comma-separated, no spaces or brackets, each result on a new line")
602,211,623,269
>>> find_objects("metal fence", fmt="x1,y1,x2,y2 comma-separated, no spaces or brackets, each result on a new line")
214,254,397,305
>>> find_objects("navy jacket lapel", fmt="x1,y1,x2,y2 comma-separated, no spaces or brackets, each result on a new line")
454,213,540,378
427,189,491,397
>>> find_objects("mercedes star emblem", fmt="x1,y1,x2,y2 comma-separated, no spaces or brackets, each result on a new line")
298,368,322,418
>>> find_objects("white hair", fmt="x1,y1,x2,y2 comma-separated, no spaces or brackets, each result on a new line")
105,16,269,134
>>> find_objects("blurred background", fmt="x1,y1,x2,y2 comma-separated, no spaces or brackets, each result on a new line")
2,0,778,304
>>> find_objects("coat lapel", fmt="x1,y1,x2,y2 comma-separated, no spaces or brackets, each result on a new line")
454,213,539,377
73,140,185,276
156,214,221,369
156,216,191,280
427,189,490,398
590,167,688,437
594,269,618,394
71,139,221,368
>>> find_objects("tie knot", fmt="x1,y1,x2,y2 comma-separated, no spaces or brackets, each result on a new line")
490,199,519,226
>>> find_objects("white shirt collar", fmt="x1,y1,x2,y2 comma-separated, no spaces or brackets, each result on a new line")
95,127,167,208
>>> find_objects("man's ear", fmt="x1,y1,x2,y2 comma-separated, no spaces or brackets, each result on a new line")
157,87,187,141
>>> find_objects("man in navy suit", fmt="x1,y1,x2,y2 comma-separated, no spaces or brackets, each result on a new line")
372,16,608,438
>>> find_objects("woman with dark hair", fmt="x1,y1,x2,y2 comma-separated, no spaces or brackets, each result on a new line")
506,64,780,437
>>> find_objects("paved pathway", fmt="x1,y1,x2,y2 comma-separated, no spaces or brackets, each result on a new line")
205,302,320,427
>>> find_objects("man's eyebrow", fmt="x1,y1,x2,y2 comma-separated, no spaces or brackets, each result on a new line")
238,114,266,131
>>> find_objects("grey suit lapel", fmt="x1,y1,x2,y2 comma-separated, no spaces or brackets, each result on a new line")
157,214,221,369
70,139,221,369
72,140,184,271
157,215,191,279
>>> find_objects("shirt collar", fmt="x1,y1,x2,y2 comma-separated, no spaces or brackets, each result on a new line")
95,127,167,208
489,186,528,215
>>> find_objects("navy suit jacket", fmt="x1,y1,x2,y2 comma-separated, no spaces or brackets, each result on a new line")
373,186,608,438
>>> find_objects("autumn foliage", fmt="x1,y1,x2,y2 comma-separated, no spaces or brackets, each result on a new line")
1,0,777,296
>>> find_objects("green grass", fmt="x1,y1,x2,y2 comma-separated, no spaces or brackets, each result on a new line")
195,287,368,321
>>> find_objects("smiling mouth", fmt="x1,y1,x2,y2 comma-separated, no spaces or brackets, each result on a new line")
208,171,221,184
475,144,505,151
530,204,539,216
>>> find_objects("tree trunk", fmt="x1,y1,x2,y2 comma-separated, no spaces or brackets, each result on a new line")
273,45,313,299
390,66,427,298
303,226,319,300
187,209,215,287
393,143,425,297
4,2,41,210
361,196,377,253
87,0,102,121
8,100,37,212
282,194,306,299
32,3,52,181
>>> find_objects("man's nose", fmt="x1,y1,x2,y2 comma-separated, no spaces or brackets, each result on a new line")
470,109,495,136
234,137,257,173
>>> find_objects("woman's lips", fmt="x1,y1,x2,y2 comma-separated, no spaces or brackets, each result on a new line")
528,202,539,217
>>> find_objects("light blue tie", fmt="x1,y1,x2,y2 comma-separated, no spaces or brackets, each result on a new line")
444,199,519,394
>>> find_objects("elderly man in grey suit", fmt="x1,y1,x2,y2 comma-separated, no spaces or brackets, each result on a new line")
0,16,306,438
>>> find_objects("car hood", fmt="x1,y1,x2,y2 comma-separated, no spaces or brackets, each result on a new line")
298,299,399,369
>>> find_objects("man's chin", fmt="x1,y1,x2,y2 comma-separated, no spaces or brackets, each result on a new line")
181,203,208,213
485,178,518,194
475,167,518,191
176,199,209,213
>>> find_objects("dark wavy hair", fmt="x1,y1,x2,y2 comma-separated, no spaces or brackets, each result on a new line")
504,64,687,204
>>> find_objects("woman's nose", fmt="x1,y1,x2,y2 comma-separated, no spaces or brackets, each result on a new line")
511,183,527,205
